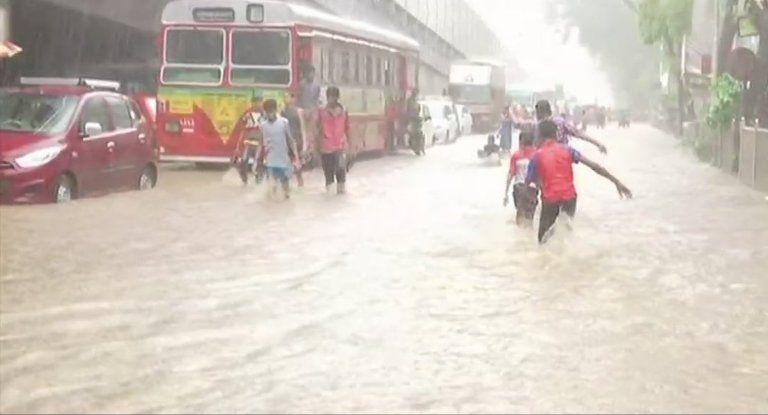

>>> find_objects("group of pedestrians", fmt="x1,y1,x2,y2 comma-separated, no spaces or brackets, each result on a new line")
234,65,350,199
503,100,633,244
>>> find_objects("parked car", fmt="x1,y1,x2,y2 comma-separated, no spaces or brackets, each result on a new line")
420,99,459,144
456,104,474,136
0,78,158,204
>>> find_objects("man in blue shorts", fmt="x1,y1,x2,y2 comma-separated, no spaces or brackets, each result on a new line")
259,99,301,200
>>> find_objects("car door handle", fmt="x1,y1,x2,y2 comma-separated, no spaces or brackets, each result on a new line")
107,141,116,151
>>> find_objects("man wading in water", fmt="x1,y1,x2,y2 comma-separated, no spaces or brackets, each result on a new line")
317,86,351,195
526,120,632,244
258,99,301,200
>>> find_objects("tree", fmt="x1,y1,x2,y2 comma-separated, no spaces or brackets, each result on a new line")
634,0,694,136
544,0,661,113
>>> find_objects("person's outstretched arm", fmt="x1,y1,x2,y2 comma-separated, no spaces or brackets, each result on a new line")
579,155,633,199
562,119,607,153
574,130,608,154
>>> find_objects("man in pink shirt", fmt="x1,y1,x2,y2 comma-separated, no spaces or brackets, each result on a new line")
317,86,351,194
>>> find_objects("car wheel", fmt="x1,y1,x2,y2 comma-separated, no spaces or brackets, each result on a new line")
54,174,75,203
138,165,157,190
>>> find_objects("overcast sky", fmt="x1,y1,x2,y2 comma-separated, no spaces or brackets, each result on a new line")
468,0,614,105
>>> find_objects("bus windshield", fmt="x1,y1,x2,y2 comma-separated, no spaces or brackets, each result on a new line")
230,30,291,86
450,85,492,103
163,28,224,84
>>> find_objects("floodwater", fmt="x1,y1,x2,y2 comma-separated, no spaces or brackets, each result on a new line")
1,125,767,413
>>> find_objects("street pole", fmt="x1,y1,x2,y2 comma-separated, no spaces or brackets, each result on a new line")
714,0,721,77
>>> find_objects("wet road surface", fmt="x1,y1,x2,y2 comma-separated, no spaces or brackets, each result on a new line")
1,125,767,413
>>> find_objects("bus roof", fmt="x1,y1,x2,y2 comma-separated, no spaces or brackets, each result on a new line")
452,59,506,68
162,0,420,52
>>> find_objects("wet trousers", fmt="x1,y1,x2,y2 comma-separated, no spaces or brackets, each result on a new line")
321,152,347,186
538,198,577,243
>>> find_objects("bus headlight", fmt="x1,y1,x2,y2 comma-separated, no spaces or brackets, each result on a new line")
15,145,65,168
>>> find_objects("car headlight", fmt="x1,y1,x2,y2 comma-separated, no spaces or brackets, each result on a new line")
15,145,65,168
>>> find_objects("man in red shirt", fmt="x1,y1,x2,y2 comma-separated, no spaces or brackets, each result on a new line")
317,86,351,194
526,120,632,243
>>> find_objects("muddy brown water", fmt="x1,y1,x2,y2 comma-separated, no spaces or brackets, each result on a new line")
1,125,767,413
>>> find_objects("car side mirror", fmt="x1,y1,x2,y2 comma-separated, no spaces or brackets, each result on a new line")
81,122,103,138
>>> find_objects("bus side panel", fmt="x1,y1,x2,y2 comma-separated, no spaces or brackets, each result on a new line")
311,36,392,156
157,86,287,162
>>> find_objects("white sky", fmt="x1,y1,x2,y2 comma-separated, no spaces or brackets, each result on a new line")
468,0,614,105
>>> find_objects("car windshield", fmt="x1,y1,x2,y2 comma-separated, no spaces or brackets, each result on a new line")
0,92,79,134
425,102,450,120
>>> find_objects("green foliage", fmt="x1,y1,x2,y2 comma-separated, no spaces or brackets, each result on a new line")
706,74,743,131
637,0,694,48
544,0,661,110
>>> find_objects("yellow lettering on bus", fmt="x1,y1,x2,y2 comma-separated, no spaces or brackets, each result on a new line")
169,96,194,114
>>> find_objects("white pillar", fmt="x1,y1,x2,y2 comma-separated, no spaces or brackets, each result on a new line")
0,0,9,43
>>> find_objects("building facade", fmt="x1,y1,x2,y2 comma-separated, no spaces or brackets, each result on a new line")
1,0,504,95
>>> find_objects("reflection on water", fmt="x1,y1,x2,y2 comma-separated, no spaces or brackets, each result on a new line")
1,125,767,413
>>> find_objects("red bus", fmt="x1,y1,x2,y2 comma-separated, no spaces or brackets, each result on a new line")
157,0,420,164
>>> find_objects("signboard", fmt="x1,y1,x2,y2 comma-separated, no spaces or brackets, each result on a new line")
193,8,235,23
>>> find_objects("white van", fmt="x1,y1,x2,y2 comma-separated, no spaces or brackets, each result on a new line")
419,99,459,144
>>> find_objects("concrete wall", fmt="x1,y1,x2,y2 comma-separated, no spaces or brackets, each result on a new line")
393,0,501,59
740,124,768,193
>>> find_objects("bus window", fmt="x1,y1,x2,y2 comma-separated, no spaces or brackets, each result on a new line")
375,57,382,86
327,49,335,83
365,55,373,86
354,52,361,85
384,58,392,87
163,28,224,85
319,48,326,82
341,51,351,84
230,30,291,86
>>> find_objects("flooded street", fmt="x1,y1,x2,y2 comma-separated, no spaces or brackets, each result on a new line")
1,125,767,413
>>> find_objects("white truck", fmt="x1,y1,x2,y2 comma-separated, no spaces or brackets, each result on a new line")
448,60,506,133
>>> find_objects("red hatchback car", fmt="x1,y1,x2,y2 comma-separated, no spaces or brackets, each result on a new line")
0,78,158,204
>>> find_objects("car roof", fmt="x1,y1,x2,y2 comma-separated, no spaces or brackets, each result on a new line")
5,86,135,101
419,99,452,105
4,85,91,96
